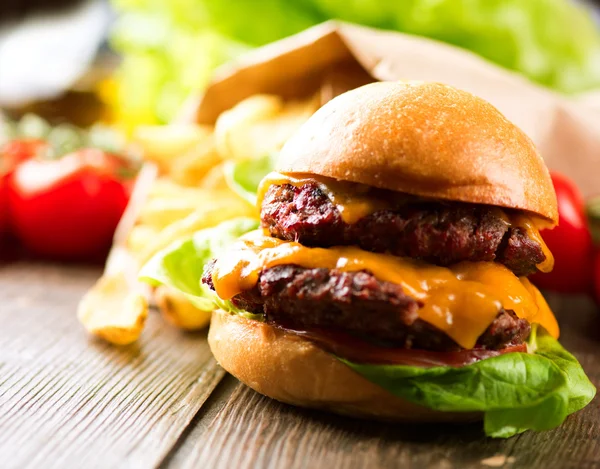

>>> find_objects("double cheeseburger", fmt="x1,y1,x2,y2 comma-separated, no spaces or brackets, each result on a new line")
202,82,594,430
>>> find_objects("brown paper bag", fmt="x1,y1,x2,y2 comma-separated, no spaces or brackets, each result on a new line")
186,21,600,197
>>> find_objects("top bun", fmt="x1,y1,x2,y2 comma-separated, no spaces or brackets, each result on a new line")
278,81,558,225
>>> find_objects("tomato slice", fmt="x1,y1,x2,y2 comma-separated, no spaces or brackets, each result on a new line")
284,326,526,368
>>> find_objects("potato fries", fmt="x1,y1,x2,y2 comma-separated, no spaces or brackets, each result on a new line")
78,272,148,345
83,92,319,344
137,197,205,229
170,135,223,186
197,164,230,191
214,95,282,159
138,195,255,264
133,124,213,173
155,285,211,331
214,94,319,160
127,224,160,255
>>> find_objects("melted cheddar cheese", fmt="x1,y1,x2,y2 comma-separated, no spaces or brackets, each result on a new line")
257,172,554,272
510,214,554,273
210,230,559,350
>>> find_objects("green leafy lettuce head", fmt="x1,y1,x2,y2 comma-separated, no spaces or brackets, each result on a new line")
110,0,600,126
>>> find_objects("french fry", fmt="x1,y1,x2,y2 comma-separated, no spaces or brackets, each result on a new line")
138,197,204,229
148,178,192,199
139,196,256,264
78,272,148,345
197,164,230,192
127,224,161,256
154,285,211,331
214,94,319,161
215,95,282,160
133,124,213,173
170,135,223,186
148,179,213,201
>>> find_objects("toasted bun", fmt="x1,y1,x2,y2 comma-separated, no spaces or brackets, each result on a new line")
209,310,480,422
278,81,558,226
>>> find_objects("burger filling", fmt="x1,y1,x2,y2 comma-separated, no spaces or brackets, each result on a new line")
203,263,530,353
260,179,552,276
199,173,558,361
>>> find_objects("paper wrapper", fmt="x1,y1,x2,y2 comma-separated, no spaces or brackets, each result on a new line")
111,20,600,277
186,21,600,196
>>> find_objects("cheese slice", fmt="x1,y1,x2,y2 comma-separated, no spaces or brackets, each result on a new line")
257,172,554,272
210,230,559,349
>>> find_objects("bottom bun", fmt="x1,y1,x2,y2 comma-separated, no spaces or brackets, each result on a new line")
208,310,480,422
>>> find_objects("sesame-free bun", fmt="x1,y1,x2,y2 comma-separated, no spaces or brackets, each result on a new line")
278,81,558,226
209,310,479,422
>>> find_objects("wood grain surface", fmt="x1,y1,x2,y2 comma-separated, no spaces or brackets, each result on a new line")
0,262,598,469
0,262,224,469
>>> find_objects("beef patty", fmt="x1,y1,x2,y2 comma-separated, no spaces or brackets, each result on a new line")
202,263,531,352
260,183,545,276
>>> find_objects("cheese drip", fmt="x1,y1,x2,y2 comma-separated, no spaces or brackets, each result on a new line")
511,215,554,273
210,230,559,350
257,172,554,272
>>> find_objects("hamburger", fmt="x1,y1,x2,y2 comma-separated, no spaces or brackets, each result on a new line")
145,81,595,437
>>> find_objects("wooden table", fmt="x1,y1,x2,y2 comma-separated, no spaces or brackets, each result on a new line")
1,262,599,469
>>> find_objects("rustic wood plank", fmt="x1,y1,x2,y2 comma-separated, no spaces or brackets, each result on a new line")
169,295,600,469
0,262,224,469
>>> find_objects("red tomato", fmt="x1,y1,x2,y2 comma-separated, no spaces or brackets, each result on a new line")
8,149,132,261
0,177,8,238
531,172,594,293
1,139,49,172
0,139,50,237
595,250,600,304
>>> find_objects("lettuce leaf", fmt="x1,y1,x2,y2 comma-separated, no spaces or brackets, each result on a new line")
224,154,276,206
341,329,595,438
139,217,259,316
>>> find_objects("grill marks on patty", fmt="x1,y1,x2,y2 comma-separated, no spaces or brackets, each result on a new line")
202,264,531,351
260,183,546,276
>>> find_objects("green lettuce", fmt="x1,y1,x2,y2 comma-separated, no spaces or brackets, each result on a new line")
224,154,276,206
139,217,260,317
342,328,595,438
110,0,600,125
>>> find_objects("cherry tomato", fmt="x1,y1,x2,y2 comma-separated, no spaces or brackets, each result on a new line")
8,149,132,261
594,250,600,304
1,139,49,172
0,139,50,238
0,177,8,237
531,172,594,294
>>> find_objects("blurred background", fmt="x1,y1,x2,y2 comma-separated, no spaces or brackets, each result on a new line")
2,0,600,130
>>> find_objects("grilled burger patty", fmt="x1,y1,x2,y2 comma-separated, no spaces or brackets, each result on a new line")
261,183,546,276
202,264,531,352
